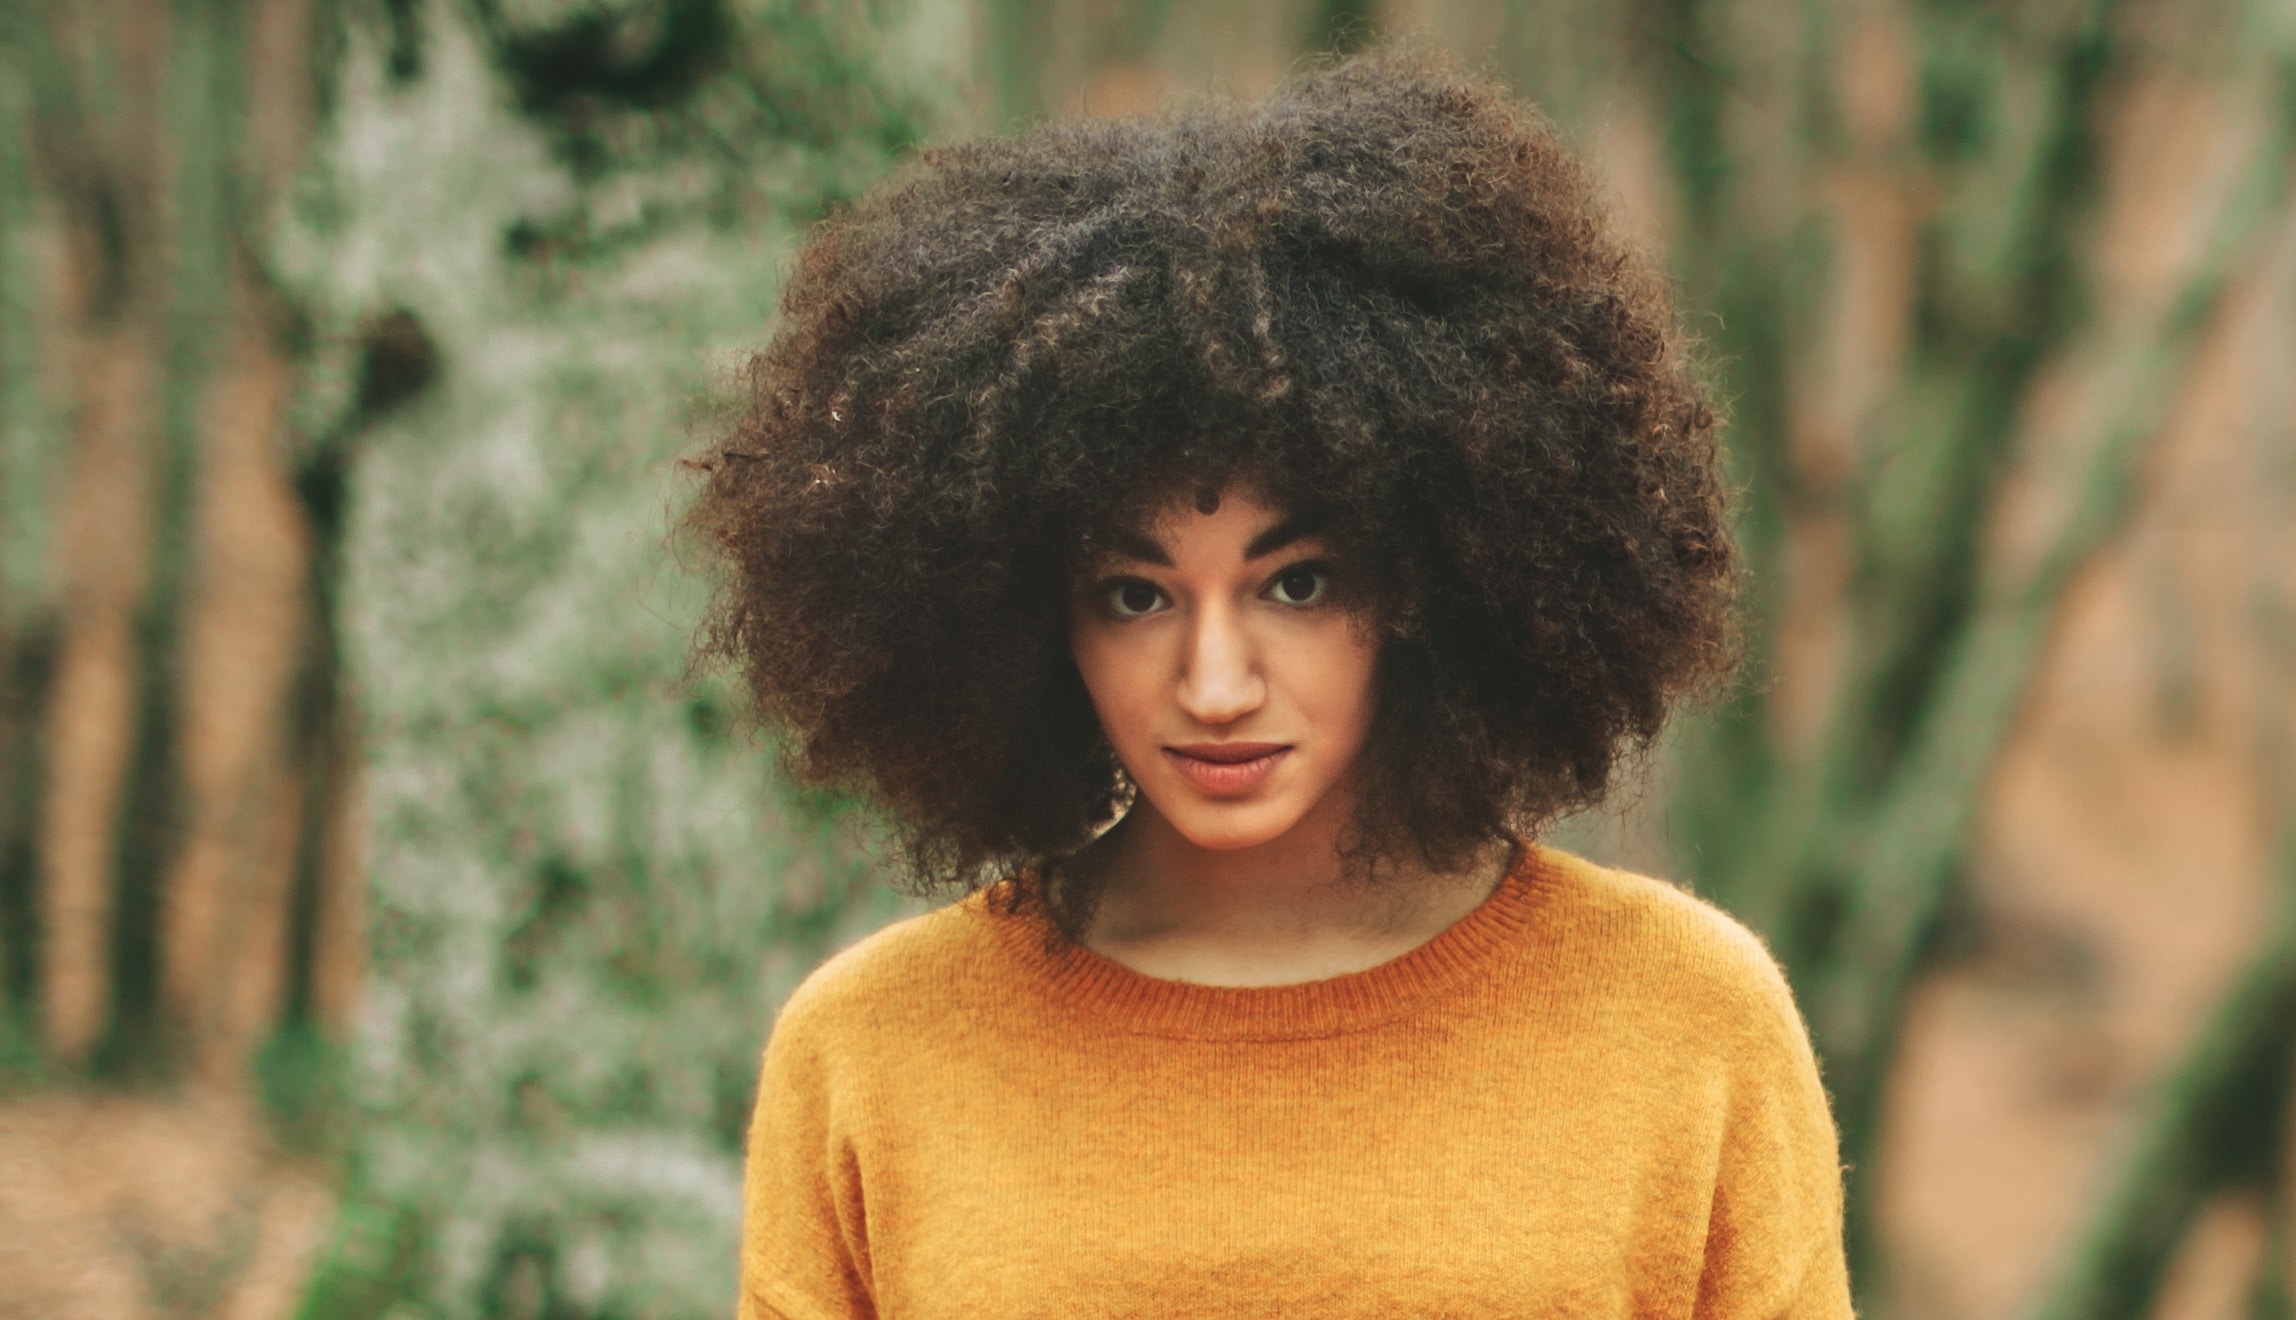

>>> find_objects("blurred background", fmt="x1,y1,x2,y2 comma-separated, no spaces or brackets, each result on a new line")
0,0,2292,1316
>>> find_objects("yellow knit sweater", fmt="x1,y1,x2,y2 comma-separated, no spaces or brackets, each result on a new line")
738,846,1853,1318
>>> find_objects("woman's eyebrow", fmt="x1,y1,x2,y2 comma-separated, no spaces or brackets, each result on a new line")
1245,514,1324,561
1104,531,1173,567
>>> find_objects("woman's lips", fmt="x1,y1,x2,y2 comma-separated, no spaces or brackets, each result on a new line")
1162,742,1291,796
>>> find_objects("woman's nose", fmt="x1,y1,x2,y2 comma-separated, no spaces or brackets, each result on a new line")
1175,600,1266,726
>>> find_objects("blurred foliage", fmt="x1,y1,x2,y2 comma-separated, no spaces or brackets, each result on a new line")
0,0,224,1082
271,1,952,1314
0,0,951,1313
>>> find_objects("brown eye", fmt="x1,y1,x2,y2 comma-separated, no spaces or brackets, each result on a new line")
1268,565,1329,607
1105,580,1167,618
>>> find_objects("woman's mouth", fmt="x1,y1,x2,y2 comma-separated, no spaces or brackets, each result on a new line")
1162,742,1291,796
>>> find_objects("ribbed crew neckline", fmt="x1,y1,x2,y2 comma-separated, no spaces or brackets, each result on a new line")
977,843,1557,1041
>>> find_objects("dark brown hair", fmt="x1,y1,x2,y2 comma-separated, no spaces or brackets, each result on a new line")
685,51,1737,908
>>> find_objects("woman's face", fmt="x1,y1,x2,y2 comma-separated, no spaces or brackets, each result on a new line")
1068,484,1379,853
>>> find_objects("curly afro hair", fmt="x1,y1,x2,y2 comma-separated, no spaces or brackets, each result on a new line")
686,50,1738,908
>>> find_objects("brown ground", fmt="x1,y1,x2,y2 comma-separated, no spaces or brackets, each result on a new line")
0,1087,332,1320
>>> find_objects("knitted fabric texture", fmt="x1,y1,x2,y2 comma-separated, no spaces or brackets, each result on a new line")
738,846,1854,1318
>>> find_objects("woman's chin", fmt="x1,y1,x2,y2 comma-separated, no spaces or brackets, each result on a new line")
1149,799,1310,854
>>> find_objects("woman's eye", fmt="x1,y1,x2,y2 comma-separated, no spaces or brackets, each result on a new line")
1267,566,1329,607
1104,581,1166,618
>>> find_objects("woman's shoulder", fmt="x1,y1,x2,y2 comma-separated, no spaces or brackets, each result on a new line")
1527,847,1806,1040
768,889,1016,1049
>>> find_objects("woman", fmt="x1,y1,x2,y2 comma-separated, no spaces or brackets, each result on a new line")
688,50,1852,1319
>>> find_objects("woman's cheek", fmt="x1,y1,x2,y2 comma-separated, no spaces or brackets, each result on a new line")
1297,619,1379,745
1072,624,1159,766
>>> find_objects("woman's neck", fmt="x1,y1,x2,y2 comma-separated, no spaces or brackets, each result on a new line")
1073,793,1512,987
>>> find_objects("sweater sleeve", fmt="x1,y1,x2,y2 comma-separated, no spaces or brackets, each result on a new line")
736,999,877,1320
1692,935,1856,1320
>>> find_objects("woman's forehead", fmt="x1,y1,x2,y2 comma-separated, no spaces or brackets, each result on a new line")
1065,459,1330,565
1129,468,1288,530
1093,485,1327,567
